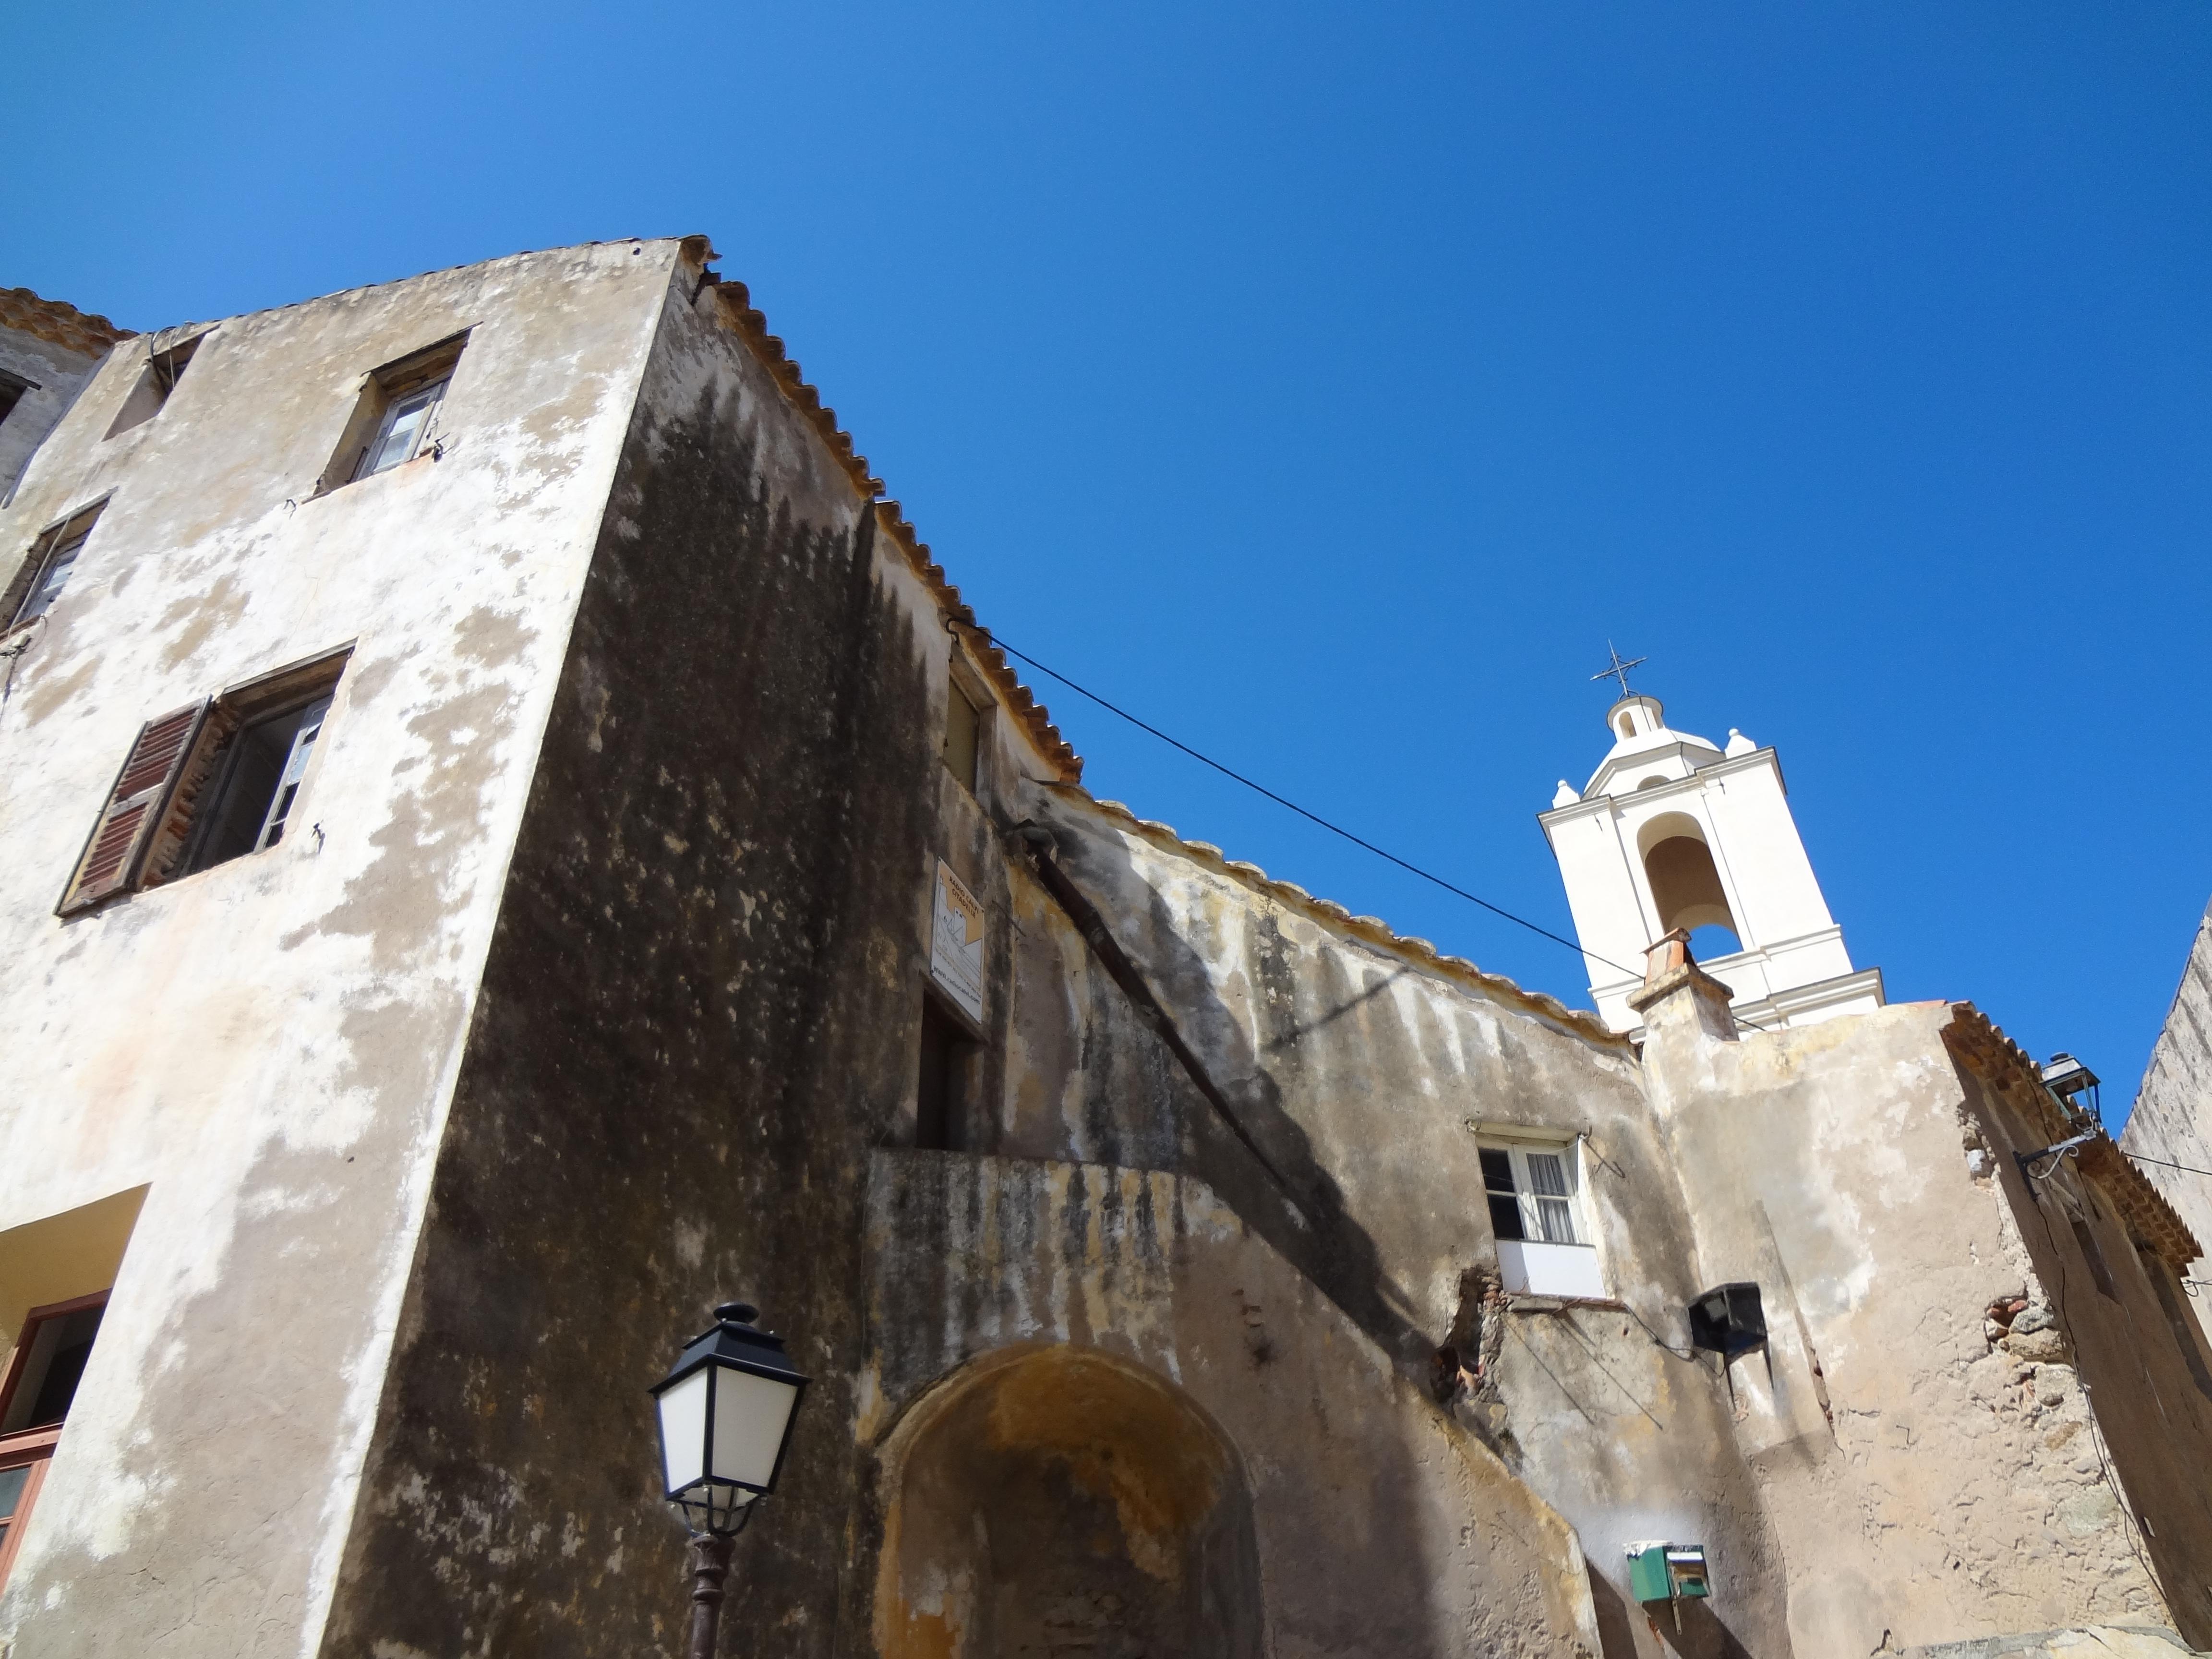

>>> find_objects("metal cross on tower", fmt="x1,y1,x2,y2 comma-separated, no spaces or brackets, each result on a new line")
1589,642,1647,699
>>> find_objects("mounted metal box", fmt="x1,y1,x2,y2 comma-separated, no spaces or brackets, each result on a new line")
1626,1542,1710,1603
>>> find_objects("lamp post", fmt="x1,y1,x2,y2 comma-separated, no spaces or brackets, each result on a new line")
650,1301,811,1659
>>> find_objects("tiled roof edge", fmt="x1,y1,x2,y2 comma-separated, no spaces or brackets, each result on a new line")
0,287,134,355
1059,786,1631,1051
1945,1002,2202,1268
700,256,1081,784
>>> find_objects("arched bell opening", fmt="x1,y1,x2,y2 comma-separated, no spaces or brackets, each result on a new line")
1635,812,1742,955
875,1345,1263,1659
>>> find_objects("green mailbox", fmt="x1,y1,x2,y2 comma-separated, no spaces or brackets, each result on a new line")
1626,1542,1710,1604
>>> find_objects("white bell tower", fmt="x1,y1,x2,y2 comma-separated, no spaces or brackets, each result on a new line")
1539,685,1884,1036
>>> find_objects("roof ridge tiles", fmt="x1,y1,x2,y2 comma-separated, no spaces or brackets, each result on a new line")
0,287,135,354
1945,1002,2201,1268
704,269,1081,782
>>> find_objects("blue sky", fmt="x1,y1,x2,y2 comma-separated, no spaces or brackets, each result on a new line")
10,2,2210,1122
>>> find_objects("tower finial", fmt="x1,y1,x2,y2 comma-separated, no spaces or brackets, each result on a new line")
1590,641,1647,700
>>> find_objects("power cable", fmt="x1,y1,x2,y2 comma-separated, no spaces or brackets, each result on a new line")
2118,1150,2212,1181
970,625,1777,1032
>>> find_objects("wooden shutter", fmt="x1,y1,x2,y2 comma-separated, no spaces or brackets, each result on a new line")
57,701,210,915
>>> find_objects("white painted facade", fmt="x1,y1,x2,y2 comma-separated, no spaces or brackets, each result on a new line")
1540,693,1883,1034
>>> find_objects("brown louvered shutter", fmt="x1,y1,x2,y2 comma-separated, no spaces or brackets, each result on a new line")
58,700,210,915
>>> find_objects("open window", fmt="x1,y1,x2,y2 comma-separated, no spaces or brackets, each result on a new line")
0,1293,107,1592
103,333,204,440
317,331,468,493
57,647,349,915
0,368,34,431
1,500,104,631
0,1186,144,1594
1480,1139,1602,1297
915,992,979,1152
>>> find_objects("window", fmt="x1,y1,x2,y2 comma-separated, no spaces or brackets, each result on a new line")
179,693,331,872
1480,1140,1602,1297
318,332,468,493
0,369,33,429
943,675,982,792
103,333,204,440
356,381,445,480
2,502,105,631
2140,1248,2212,1402
915,994,977,1151
0,1292,108,1594
2069,1215,2118,1299
0,1299,104,1437
57,648,349,915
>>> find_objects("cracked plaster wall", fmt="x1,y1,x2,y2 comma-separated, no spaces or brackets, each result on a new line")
1637,981,2212,1656
0,240,675,1658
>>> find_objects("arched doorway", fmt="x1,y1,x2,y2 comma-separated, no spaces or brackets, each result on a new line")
1636,811,1741,952
875,1346,1263,1659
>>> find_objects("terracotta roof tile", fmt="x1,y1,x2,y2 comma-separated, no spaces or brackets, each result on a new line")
0,288,133,356
1945,1003,2201,1268
701,264,1081,783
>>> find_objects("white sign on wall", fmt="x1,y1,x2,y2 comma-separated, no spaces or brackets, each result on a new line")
930,860,986,1024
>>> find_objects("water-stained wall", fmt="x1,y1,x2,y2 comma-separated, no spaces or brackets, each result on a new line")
9,232,2206,1659
0,241,674,1657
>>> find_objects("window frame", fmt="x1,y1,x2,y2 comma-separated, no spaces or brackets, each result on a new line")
0,1290,109,1595
0,367,36,430
317,331,469,496
173,686,336,876
1477,1131,1606,1298
351,376,450,481
1480,1139,1590,1248
942,655,993,797
2,499,107,633
56,646,352,916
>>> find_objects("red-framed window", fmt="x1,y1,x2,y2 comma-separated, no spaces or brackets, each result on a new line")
0,1292,109,1591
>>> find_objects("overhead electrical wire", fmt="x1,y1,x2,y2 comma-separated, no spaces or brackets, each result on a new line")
974,626,1778,1033
977,630,2212,1102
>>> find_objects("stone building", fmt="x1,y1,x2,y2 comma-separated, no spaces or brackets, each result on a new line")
2123,900,2212,1345
0,237,2208,1659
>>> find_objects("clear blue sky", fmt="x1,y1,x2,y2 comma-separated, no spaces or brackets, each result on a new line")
10,2,2210,1122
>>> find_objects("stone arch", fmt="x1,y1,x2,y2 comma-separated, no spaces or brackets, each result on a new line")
874,1345,1263,1659
1635,811,1740,942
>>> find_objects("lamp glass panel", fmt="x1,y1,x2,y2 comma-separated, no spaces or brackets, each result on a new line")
657,1367,709,1494
708,1364,799,1490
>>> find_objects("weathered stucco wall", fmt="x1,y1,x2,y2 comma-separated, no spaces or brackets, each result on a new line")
864,1152,1601,1659
312,249,942,1658
998,800,1794,1656
11,232,2203,1659
0,241,674,1657
1640,975,2212,1656
2124,897,2212,1339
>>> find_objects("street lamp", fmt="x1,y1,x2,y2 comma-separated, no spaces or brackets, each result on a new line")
650,1301,810,1659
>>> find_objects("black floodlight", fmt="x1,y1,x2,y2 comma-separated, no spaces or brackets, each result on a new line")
1687,1283,1767,1358
650,1301,810,1537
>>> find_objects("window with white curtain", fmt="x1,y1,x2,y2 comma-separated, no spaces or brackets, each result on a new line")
1480,1139,1602,1298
